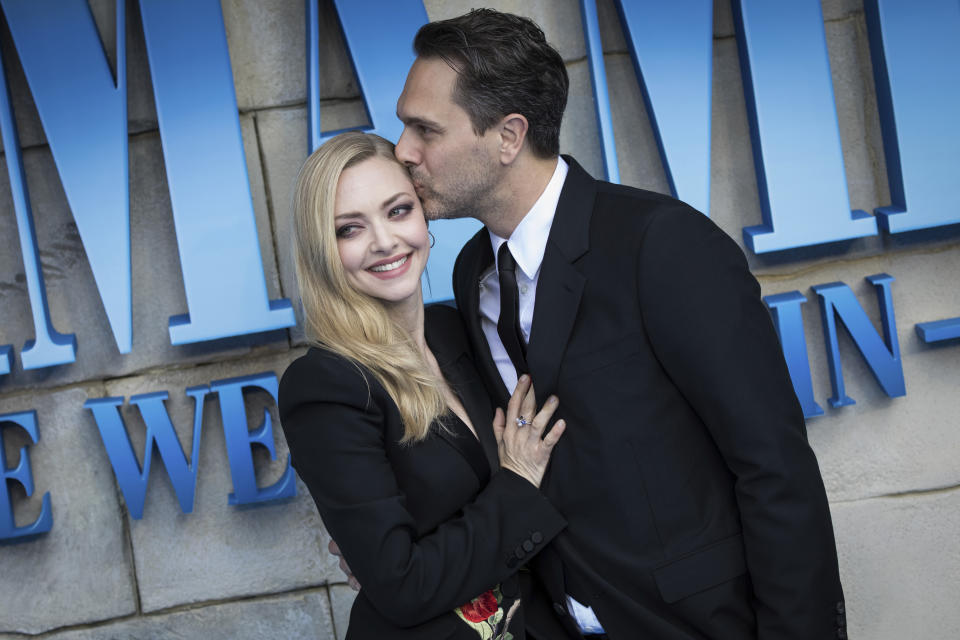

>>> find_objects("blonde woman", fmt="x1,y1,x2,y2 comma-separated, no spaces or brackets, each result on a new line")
279,131,567,640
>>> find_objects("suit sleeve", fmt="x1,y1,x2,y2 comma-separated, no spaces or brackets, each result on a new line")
278,352,566,628
637,206,844,639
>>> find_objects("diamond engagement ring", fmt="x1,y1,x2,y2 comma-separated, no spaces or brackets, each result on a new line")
516,416,531,427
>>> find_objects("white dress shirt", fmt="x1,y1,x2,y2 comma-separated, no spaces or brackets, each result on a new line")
479,157,567,393
477,157,605,634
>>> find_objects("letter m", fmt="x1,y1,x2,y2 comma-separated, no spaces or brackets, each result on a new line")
0,0,293,363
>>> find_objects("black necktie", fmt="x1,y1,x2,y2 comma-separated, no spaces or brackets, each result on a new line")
497,243,529,376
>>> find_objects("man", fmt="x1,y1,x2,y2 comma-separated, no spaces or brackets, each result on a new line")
394,9,845,640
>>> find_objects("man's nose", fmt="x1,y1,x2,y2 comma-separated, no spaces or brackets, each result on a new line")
395,127,419,166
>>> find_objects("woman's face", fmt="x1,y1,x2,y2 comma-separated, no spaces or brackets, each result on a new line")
333,156,429,308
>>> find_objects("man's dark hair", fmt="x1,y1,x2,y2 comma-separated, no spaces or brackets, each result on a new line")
413,9,569,158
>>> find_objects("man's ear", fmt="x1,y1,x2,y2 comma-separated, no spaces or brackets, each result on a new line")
497,113,529,165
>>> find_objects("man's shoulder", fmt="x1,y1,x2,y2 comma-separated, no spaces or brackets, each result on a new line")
562,156,701,229
594,179,696,218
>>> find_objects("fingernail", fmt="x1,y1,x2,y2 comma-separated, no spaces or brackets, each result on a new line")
519,374,529,383
548,395,558,405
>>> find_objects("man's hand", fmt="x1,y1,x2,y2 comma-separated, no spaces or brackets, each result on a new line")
328,539,360,591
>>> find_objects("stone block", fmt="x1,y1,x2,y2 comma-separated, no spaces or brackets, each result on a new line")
223,0,360,111
423,0,586,62
242,113,286,307
126,0,161,135
102,350,338,612
596,0,627,52
0,385,136,634
714,0,735,39
560,60,604,179
329,584,359,640
712,0,866,40
831,488,960,640
825,15,887,221
0,18,46,152
39,589,337,640
0,129,288,393
757,244,960,502
823,0,864,22
604,53,670,195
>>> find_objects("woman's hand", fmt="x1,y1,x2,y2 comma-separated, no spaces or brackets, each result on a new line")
493,374,566,488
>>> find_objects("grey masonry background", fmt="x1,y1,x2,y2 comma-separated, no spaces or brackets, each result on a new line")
0,0,958,637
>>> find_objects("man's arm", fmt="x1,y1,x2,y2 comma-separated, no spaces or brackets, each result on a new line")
637,205,844,639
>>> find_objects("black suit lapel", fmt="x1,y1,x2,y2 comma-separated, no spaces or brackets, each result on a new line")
526,157,595,406
442,352,499,474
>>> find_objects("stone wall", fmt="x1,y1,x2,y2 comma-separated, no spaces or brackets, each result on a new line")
0,1,957,638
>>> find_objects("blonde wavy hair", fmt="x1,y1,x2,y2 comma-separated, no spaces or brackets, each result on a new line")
292,131,447,442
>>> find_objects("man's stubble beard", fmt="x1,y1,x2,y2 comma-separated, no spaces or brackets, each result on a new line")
415,154,502,225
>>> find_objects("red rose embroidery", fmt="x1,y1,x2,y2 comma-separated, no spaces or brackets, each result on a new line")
458,590,499,623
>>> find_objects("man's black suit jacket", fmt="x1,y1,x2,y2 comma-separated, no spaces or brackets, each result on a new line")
452,157,846,640
279,305,567,639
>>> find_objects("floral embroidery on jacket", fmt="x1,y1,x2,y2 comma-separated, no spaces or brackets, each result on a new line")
455,584,514,640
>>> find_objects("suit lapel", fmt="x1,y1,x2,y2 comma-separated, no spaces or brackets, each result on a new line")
443,352,499,473
425,306,499,476
526,157,595,405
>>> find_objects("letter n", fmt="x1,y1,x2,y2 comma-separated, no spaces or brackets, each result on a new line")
812,274,905,408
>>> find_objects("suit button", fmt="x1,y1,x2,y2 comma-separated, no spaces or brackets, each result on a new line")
514,547,526,559
552,602,567,617
531,531,543,544
836,601,845,614
506,557,518,569
523,540,535,552
837,613,846,626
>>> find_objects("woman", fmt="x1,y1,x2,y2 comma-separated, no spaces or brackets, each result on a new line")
278,131,567,639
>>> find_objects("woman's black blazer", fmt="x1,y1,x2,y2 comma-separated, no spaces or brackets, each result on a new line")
279,304,566,639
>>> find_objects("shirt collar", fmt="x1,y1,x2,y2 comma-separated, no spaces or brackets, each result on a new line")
489,157,569,279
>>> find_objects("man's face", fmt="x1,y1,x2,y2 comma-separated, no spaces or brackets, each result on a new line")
395,57,501,222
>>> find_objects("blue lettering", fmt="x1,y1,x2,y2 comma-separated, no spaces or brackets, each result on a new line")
607,0,713,213
138,0,295,344
915,318,960,344
764,291,824,418
580,0,620,183
733,0,879,253
812,273,905,407
84,388,209,519
209,373,295,506
864,0,960,233
308,0,428,151
0,17,78,368
0,411,53,542
0,345,11,376
0,0,294,364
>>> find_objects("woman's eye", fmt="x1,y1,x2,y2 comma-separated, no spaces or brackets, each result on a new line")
336,224,359,238
389,205,412,218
